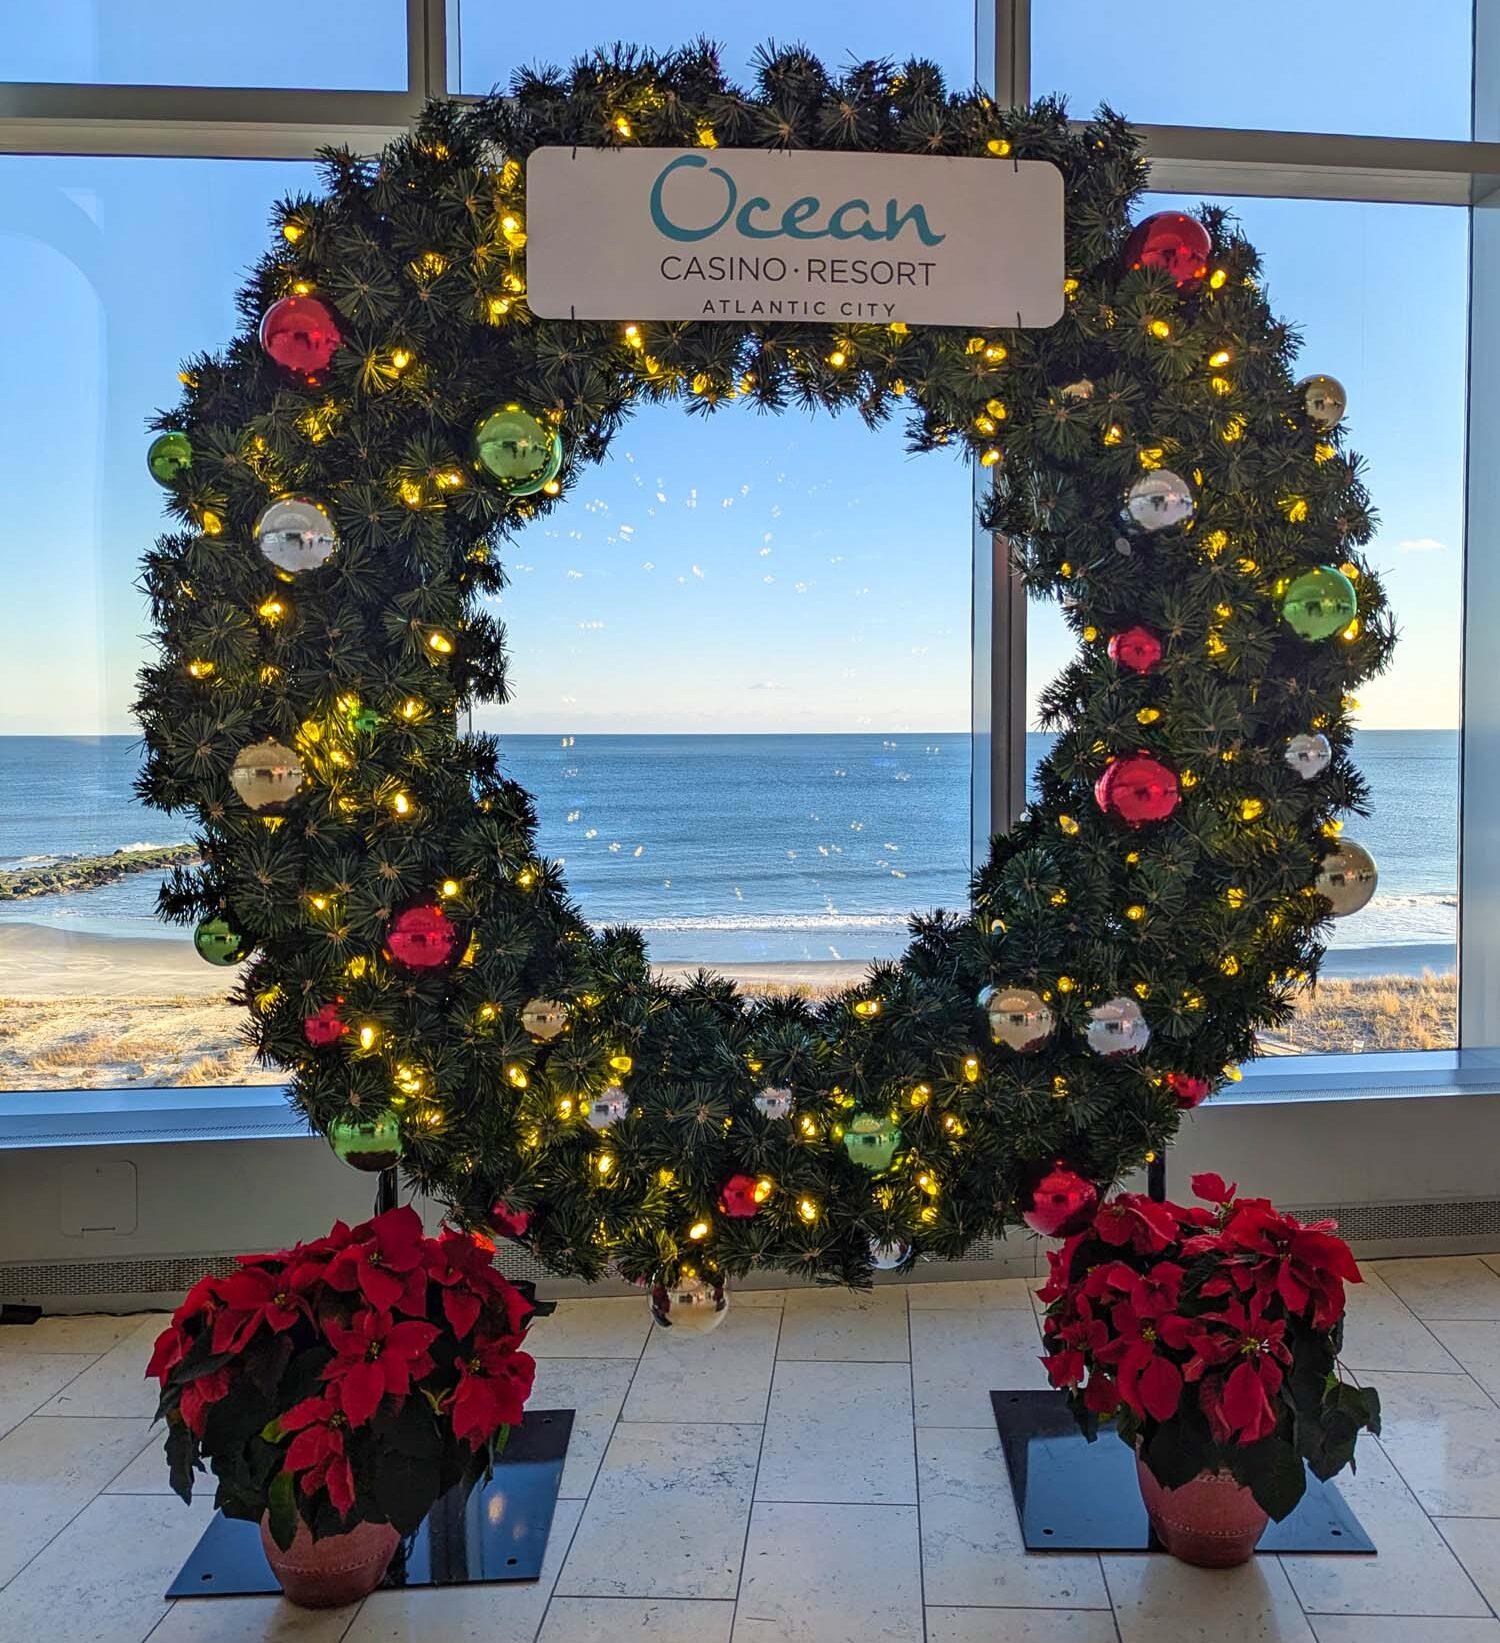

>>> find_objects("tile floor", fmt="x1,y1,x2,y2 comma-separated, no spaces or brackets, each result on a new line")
3,1257,1500,1642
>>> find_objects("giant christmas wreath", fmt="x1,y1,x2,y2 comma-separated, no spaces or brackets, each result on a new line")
136,43,1391,1289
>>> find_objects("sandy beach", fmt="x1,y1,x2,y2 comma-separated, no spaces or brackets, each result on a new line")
0,919,1457,1090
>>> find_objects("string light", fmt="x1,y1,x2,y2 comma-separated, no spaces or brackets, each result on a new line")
595,1153,615,1177
614,115,633,138
187,659,214,679
962,1056,981,1083
1147,319,1171,340
426,631,454,655
1209,268,1229,289
506,1064,528,1088
440,878,460,897
282,222,304,243
1126,904,1146,921
753,1177,774,1204
1208,348,1232,368
986,137,1012,156
1058,814,1079,835
687,1220,710,1241
852,998,881,1018
257,597,286,622
797,1197,820,1223
1239,798,1265,822
608,1052,634,1074
391,791,412,816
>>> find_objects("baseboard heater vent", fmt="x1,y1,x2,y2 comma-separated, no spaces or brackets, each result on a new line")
1288,1197,1500,1243
0,1253,241,1303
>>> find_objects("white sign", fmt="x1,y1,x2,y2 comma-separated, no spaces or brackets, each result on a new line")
525,146,1064,329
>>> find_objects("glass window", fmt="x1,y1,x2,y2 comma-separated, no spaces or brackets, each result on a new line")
1028,196,1466,1057
0,154,310,1092
482,406,975,980
449,0,976,97
5,1,409,91
1032,1,1472,141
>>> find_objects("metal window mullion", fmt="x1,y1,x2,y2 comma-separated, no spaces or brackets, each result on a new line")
971,0,1032,859
1460,0,1499,1049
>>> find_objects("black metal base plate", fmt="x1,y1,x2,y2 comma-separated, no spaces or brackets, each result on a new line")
167,1407,574,1599
991,1391,1373,1554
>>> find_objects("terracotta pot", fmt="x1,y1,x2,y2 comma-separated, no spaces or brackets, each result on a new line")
1135,1456,1270,1567
259,1512,400,1608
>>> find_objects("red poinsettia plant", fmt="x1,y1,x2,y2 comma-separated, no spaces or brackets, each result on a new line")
1038,1173,1381,1520
147,1206,538,1548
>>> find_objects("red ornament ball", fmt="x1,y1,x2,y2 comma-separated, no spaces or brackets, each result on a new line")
384,901,462,974
488,1200,532,1238
1107,625,1163,675
259,294,342,374
1022,1165,1099,1238
302,999,348,1048
1167,1072,1212,1109
1095,753,1181,827
719,1173,763,1219
1122,211,1213,289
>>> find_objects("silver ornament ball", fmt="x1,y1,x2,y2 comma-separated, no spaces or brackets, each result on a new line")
649,1271,728,1335
586,1084,630,1129
1285,733,1333,781
1298,373,1347,430
753,1086,793,1121
1122,469,1195,534
1316,841,1378,917
230,740,304,813
1086,996,1151,1058
254,495,338,576
870,1240,910,1272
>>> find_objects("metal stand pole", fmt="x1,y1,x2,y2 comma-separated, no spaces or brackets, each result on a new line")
375,1165,398,1216
1147,1153,1167,1204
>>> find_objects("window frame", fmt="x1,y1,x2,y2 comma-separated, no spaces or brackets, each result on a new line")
0,0,1492,1122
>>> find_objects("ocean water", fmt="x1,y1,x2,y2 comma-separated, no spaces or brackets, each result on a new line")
0,731,1458,970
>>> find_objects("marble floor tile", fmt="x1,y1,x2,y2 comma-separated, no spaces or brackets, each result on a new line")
1428,1321,1500,1401
527,1297,654,1360
0,1350,98,1437
1103,1552,1316,1643
147,1595,357,1641
729,1289,787,1308
529,1357,636,1499
926,1609,1119,1643
1339,1270,1464,1374
0,1414,154,1587
907,1277,1038,1310
0,1489,215,1643
916,1425,1108,1609
732,1501,922,1643
775,1287,909,1362
1436,1517,1500,1611
1374,1371,1500,1515
1309,1620,1500,1642
557,1421,760,1600
102,1437,173,1495
1372,1258,1500,1322
35,1316,167,1419
622,1306,780,1424
755,1360,915,1505
0,1313,152,1355
342,1497,583,1643
1280,1436,1488,1616
910,1307,1046,1427
539,1597,735,1642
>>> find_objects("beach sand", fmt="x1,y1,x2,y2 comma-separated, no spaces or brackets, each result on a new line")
0,920,1458,1091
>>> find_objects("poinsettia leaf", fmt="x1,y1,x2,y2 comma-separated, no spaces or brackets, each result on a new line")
173,1347,235,1385
373,1395,443,1462
1143,1420,1208,1491
165,1419,198,1504
266,1468,298,1552
1234,1438,1306,1521
367,1448,442,1536
247,1333,295,1399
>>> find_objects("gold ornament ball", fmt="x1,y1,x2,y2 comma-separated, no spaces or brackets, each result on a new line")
230,740,304,813
1298,373,1347,429
521,998,569,1041
1317,840,1378,917
982,986,1056,1052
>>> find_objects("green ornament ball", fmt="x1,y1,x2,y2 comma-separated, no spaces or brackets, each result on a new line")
471,403,562,495
843,1112,901,1172
193,914,249,966
350,707,381,735
147,431,193,486
1281,566,1358,641
328,1112,403,1172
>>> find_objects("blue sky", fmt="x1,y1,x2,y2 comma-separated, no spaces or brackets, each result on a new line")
0,4,1472,735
